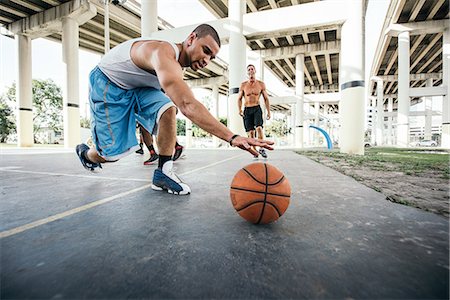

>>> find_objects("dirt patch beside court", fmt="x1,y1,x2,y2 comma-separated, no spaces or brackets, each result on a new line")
299,151,449,218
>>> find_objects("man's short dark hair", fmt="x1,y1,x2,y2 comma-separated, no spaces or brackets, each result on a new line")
193,24,221,47
247,64,256,70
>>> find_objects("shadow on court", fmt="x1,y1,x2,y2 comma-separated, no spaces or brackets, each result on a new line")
1,148,448,299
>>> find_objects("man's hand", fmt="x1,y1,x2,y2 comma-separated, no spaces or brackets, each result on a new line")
230,136,274,157
239,110,243,117
266,112,271,120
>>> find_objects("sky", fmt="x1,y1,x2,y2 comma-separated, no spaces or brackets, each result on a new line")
0,0,388,119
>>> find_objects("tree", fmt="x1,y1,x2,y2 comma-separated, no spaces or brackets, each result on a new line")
80,117,91,128
176,117,227,137
219,117,227,127
0,95,15,142
266,118,290,137
177,118,186,136
3,79,63,140
192,123,209,137
31,79,63,134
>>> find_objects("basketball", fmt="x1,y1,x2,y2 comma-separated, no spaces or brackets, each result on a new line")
230,162,291,224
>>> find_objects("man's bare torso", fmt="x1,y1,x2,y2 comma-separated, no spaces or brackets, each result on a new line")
242,80,263,107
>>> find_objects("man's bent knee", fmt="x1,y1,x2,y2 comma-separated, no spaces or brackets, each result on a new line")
160,106,177,120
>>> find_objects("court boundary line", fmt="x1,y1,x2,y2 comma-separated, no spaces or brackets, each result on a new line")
0,153,244,239
0,168,149,182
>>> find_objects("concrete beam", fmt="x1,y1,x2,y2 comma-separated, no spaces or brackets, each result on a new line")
205,61,228,77
8,0,96,39
304,92,340,103
91,1,141,34
270,93,340,105
384,111,441,117
148,0,347,46
259,41,340,59
246,24,340,42
409,86,447,97
377,73,442,82
386,19,449,36
147,18,231,44
305,84,340,93
243,1,346,40
269,96,299,105
186,76,227,88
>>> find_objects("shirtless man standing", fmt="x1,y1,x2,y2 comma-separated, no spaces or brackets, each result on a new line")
237,64,271,159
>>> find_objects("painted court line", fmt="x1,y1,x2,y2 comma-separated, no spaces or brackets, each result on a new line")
0,184,152,239
0,168,149,182
0,154,244,239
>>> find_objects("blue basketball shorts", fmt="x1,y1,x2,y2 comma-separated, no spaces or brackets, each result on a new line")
88,67,175,161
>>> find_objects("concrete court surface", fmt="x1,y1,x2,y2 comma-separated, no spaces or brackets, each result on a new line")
0,147,448,299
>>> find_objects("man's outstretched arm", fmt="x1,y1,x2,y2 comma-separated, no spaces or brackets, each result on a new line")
150,44,273,155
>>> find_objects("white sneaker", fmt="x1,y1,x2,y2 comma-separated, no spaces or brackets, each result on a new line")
151,161,191,195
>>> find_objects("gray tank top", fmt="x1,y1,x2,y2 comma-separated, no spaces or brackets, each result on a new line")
98,37,180,90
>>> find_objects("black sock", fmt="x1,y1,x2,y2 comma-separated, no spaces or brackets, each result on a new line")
158,155,172,169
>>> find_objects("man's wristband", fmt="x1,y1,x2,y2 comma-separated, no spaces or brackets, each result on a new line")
228,134,240,146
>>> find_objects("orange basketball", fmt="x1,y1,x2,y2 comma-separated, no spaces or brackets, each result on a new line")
230,162,291,224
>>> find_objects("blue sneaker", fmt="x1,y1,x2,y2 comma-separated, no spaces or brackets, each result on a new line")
76,143,102,172
151,161,191,195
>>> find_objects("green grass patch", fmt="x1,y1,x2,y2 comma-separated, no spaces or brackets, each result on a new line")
296,147,450,178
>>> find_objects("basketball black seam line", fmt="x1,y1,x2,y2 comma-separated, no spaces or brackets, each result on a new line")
230,186,290,198
272,176,285,185
242,168,285,186
236,201,282,216
256,163,269,224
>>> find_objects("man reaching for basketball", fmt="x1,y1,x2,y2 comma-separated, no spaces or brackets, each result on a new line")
237,64,271,159
76,24,273,195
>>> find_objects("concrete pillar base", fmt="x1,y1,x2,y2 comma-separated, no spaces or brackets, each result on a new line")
18,110,34,147
442,125,450,149
64,106,81,148
339,87,365,155
397,124,409,147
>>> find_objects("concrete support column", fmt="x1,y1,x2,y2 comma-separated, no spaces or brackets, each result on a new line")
104,0,110,53
314,102,319,146
258,58,267,128
16,34,33,147
228,0,246,135
376,80,384,146
212,84,220,147
387,97,393,145
339,0,365,154
290,104,296,146
141,0,158,36
259,56,265,81
442,28,450,148
304,106,311,146
295,53,304,148
370,97,376,145
424,78,433,140
186,118,193,148
62,17,81,148
397,31,410,147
